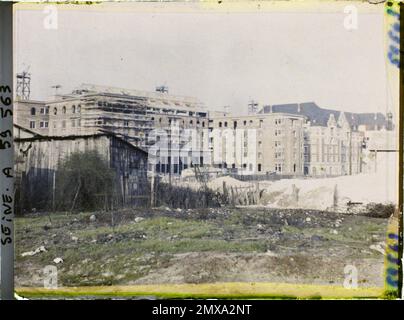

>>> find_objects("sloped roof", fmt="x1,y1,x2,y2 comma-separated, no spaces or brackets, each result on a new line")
259,102,393,129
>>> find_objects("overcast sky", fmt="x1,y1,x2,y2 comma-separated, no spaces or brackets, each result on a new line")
15,2,391,115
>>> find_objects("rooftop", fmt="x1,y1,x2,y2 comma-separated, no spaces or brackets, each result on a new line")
259,102,394,130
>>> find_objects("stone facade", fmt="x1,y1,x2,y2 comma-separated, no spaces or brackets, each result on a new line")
303,113,364,176
209,113,305,175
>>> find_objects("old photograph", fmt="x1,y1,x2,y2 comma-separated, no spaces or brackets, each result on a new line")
5,0,401,299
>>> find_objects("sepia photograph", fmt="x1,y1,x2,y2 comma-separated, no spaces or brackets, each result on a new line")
0,0,402,301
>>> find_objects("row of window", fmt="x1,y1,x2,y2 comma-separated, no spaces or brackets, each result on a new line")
152,117,206,127
30,105,82,116
217,118,284,129
29,119,81,129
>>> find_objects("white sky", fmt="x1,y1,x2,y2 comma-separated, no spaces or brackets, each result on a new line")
15,2,391,115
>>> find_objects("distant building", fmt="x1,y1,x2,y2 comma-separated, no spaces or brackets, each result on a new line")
209,113,306,175
259,102,394,131
258,102,394,176
303,113,364,176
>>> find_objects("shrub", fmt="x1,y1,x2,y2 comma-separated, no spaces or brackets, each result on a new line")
56,150,115,211
363,203,395,218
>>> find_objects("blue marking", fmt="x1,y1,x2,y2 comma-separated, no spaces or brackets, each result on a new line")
388,244,399,252
388,30,400,44
388,233,399,240
386,8,400,19
386,275,398,288
387,267,399,276
393,22,400,32
389,45,400,55
388,51,400,68
387,254,400,264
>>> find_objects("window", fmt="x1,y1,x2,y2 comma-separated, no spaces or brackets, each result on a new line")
258,152,262,159
243,120,247,126
275,141,281,147
72,105,76,113
62,106,66,114
124,120,129,127
77,105,81,113
30,107,36,116
29,121,35,129
40,107,45,114
53,107,57,115
46,106,49,114
258,164,262,172
224,122,228,127
219,122,222,128
40,121,44,128
45,121,48,128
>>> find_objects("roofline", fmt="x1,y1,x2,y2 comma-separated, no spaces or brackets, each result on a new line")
14,132,148,155
210,112,307,120
13,123,44,137
15,98,46,105
264,102,389,117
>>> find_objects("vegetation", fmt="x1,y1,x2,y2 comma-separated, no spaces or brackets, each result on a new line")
363,203,395,219
155,183,221,208
16,207,388,291
55,151,115,211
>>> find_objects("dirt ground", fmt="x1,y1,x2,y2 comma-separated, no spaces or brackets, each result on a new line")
15,206,387,288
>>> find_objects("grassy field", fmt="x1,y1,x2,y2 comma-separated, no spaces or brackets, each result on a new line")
15,207,388,298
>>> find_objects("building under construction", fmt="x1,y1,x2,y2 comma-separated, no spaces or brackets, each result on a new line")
14,83,210,175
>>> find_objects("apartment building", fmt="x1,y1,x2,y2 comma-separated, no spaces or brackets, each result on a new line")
303,113,364,176
209,113,306,175
259,102,369,176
